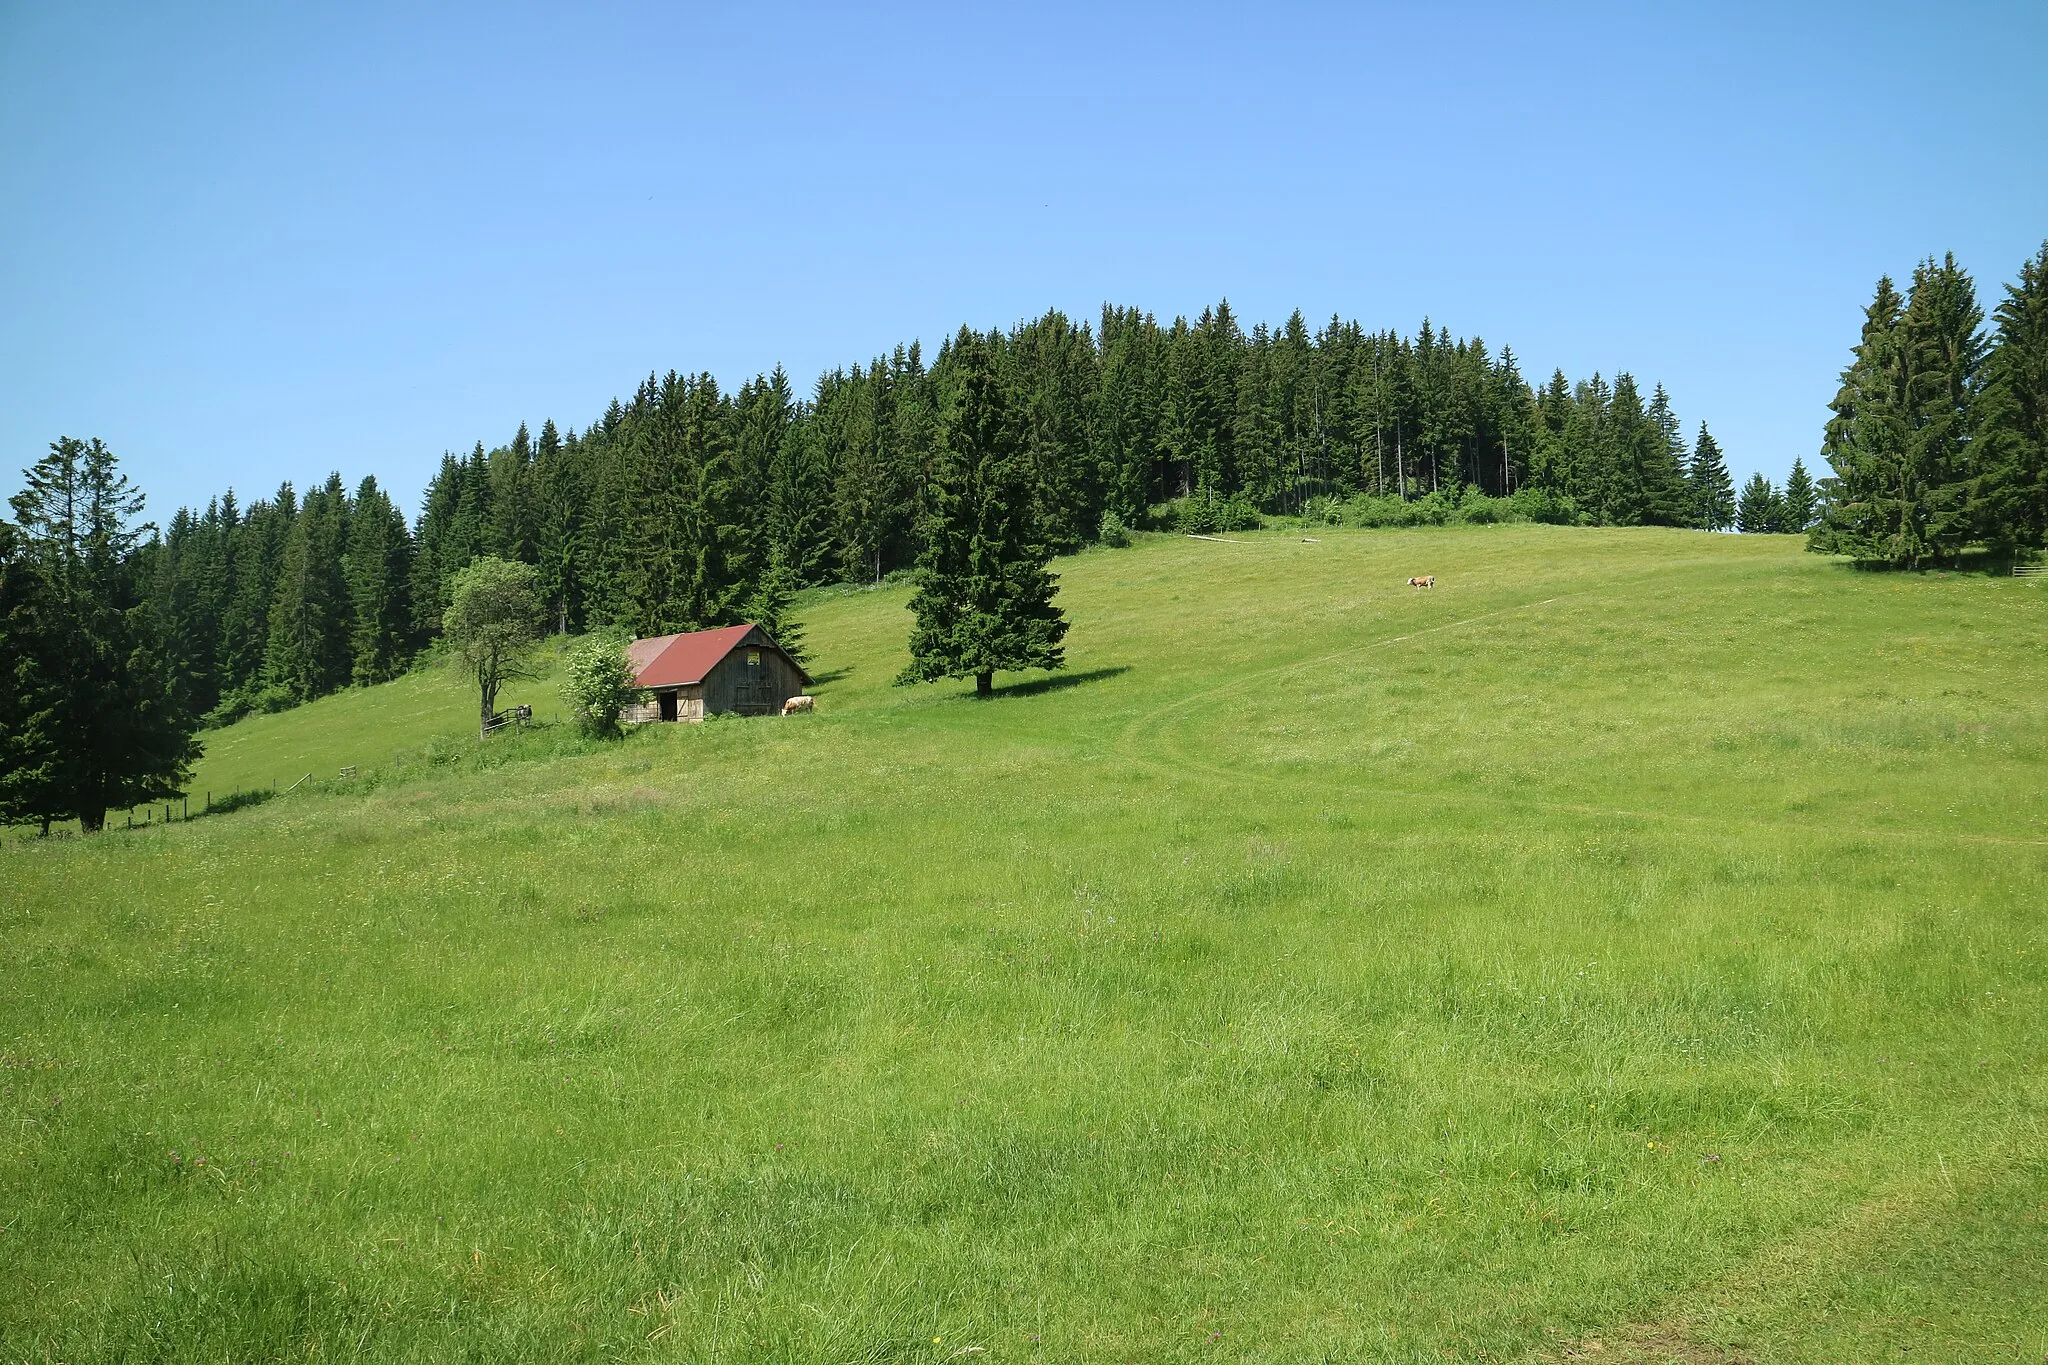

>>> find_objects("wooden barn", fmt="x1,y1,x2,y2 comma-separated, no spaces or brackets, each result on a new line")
622,624,811,723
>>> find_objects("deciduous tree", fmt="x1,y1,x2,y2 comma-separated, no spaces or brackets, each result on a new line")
443,556,542,736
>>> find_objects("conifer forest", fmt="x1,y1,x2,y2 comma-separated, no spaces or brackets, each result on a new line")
26,240,2048,739
136,304,1744,727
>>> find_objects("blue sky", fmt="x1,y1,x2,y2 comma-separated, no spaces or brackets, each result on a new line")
4,1,2044,519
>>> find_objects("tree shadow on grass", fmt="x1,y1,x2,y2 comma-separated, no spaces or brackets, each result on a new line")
989,665,1131,699
1824,550,2043,578
807,667,852,686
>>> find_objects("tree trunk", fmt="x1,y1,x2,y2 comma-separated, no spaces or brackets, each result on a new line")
976,671,993,698
480,659,498,737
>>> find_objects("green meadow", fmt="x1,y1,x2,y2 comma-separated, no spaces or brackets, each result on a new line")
4,524,2045,1362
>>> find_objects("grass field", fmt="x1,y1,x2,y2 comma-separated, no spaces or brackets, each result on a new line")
3,524,2045,1363
93,646,577,829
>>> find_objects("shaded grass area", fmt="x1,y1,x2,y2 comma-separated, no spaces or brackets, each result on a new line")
2,525,2046,1362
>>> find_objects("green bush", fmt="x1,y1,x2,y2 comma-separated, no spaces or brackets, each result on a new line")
1457,493,1510,524
1097,510,1132,547
1171,491,1262,534
1506,486,1583,525
1335,487,1583,529
1348,492,1453,527
559,634,643,739
1299,496,1346,527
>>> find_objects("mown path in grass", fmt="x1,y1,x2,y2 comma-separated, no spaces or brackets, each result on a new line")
3,525,2045,1363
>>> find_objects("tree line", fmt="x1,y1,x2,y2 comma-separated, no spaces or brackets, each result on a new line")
141,301,1738,726
1811,244,2048,566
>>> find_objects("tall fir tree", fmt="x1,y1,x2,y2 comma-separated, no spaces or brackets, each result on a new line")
0,519,62,830
490,422,537,563
1687,424,1736,529
1642,384,1692,525
1902,254,1989,556
1781,457,1817,532
740,542,810,667
1816,262,1986,566
1815,276,1913,561
767,418,835,585
1095,306,1160,521
1011,310,1101,551
5,438,199,831
899,332,1067,698
263,474,351,701
1977,241,2048,552
343,475,414,684
531,418,585,633
1737,473,1784,533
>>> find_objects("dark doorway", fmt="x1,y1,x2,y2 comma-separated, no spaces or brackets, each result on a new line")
658,692,678,722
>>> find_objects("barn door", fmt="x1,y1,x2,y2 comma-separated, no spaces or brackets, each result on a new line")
658,692,678,722
736,649,771,714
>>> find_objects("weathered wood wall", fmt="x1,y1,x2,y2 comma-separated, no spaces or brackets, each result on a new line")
622,623,804,723
703,632,806,716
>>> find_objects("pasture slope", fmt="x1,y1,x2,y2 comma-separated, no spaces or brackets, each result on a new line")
3,524,2045,1364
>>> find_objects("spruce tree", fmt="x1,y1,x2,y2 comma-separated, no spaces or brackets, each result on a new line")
490,423,537,563
899,333,1067,698
1591,374,1649,525
1095,305,1158,522
767,419,834,585
1901,254,1988,557
1816,262,1985,566
217,486,291,705
263,476,350,701
1642,385,1691,524
532,418,584,633
741,543,810,667
5,438,199,831
830,360,903,585
0,520,63,830
1687,424,1736,529
343,476,414,684
1978,241,2048,552
1782,457,1817,532
1012,311,1101,551
1816,277,1913,562
1530,370,1576,494
409,456,460,638
1737,473,1784,533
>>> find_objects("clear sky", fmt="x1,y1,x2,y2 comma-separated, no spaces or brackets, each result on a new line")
4,1,2044,519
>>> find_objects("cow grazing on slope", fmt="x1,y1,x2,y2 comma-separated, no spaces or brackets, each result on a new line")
1407,575,1435,589
781,695,815,715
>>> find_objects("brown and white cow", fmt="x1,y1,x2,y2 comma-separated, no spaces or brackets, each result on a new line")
1407,575,1435,589
781,695,815,716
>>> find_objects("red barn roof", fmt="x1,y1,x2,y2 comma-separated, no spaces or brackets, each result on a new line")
627,624,810,688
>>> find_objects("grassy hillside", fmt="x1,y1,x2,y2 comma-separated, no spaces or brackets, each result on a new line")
109,647,575,823
4,525,2045,1363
